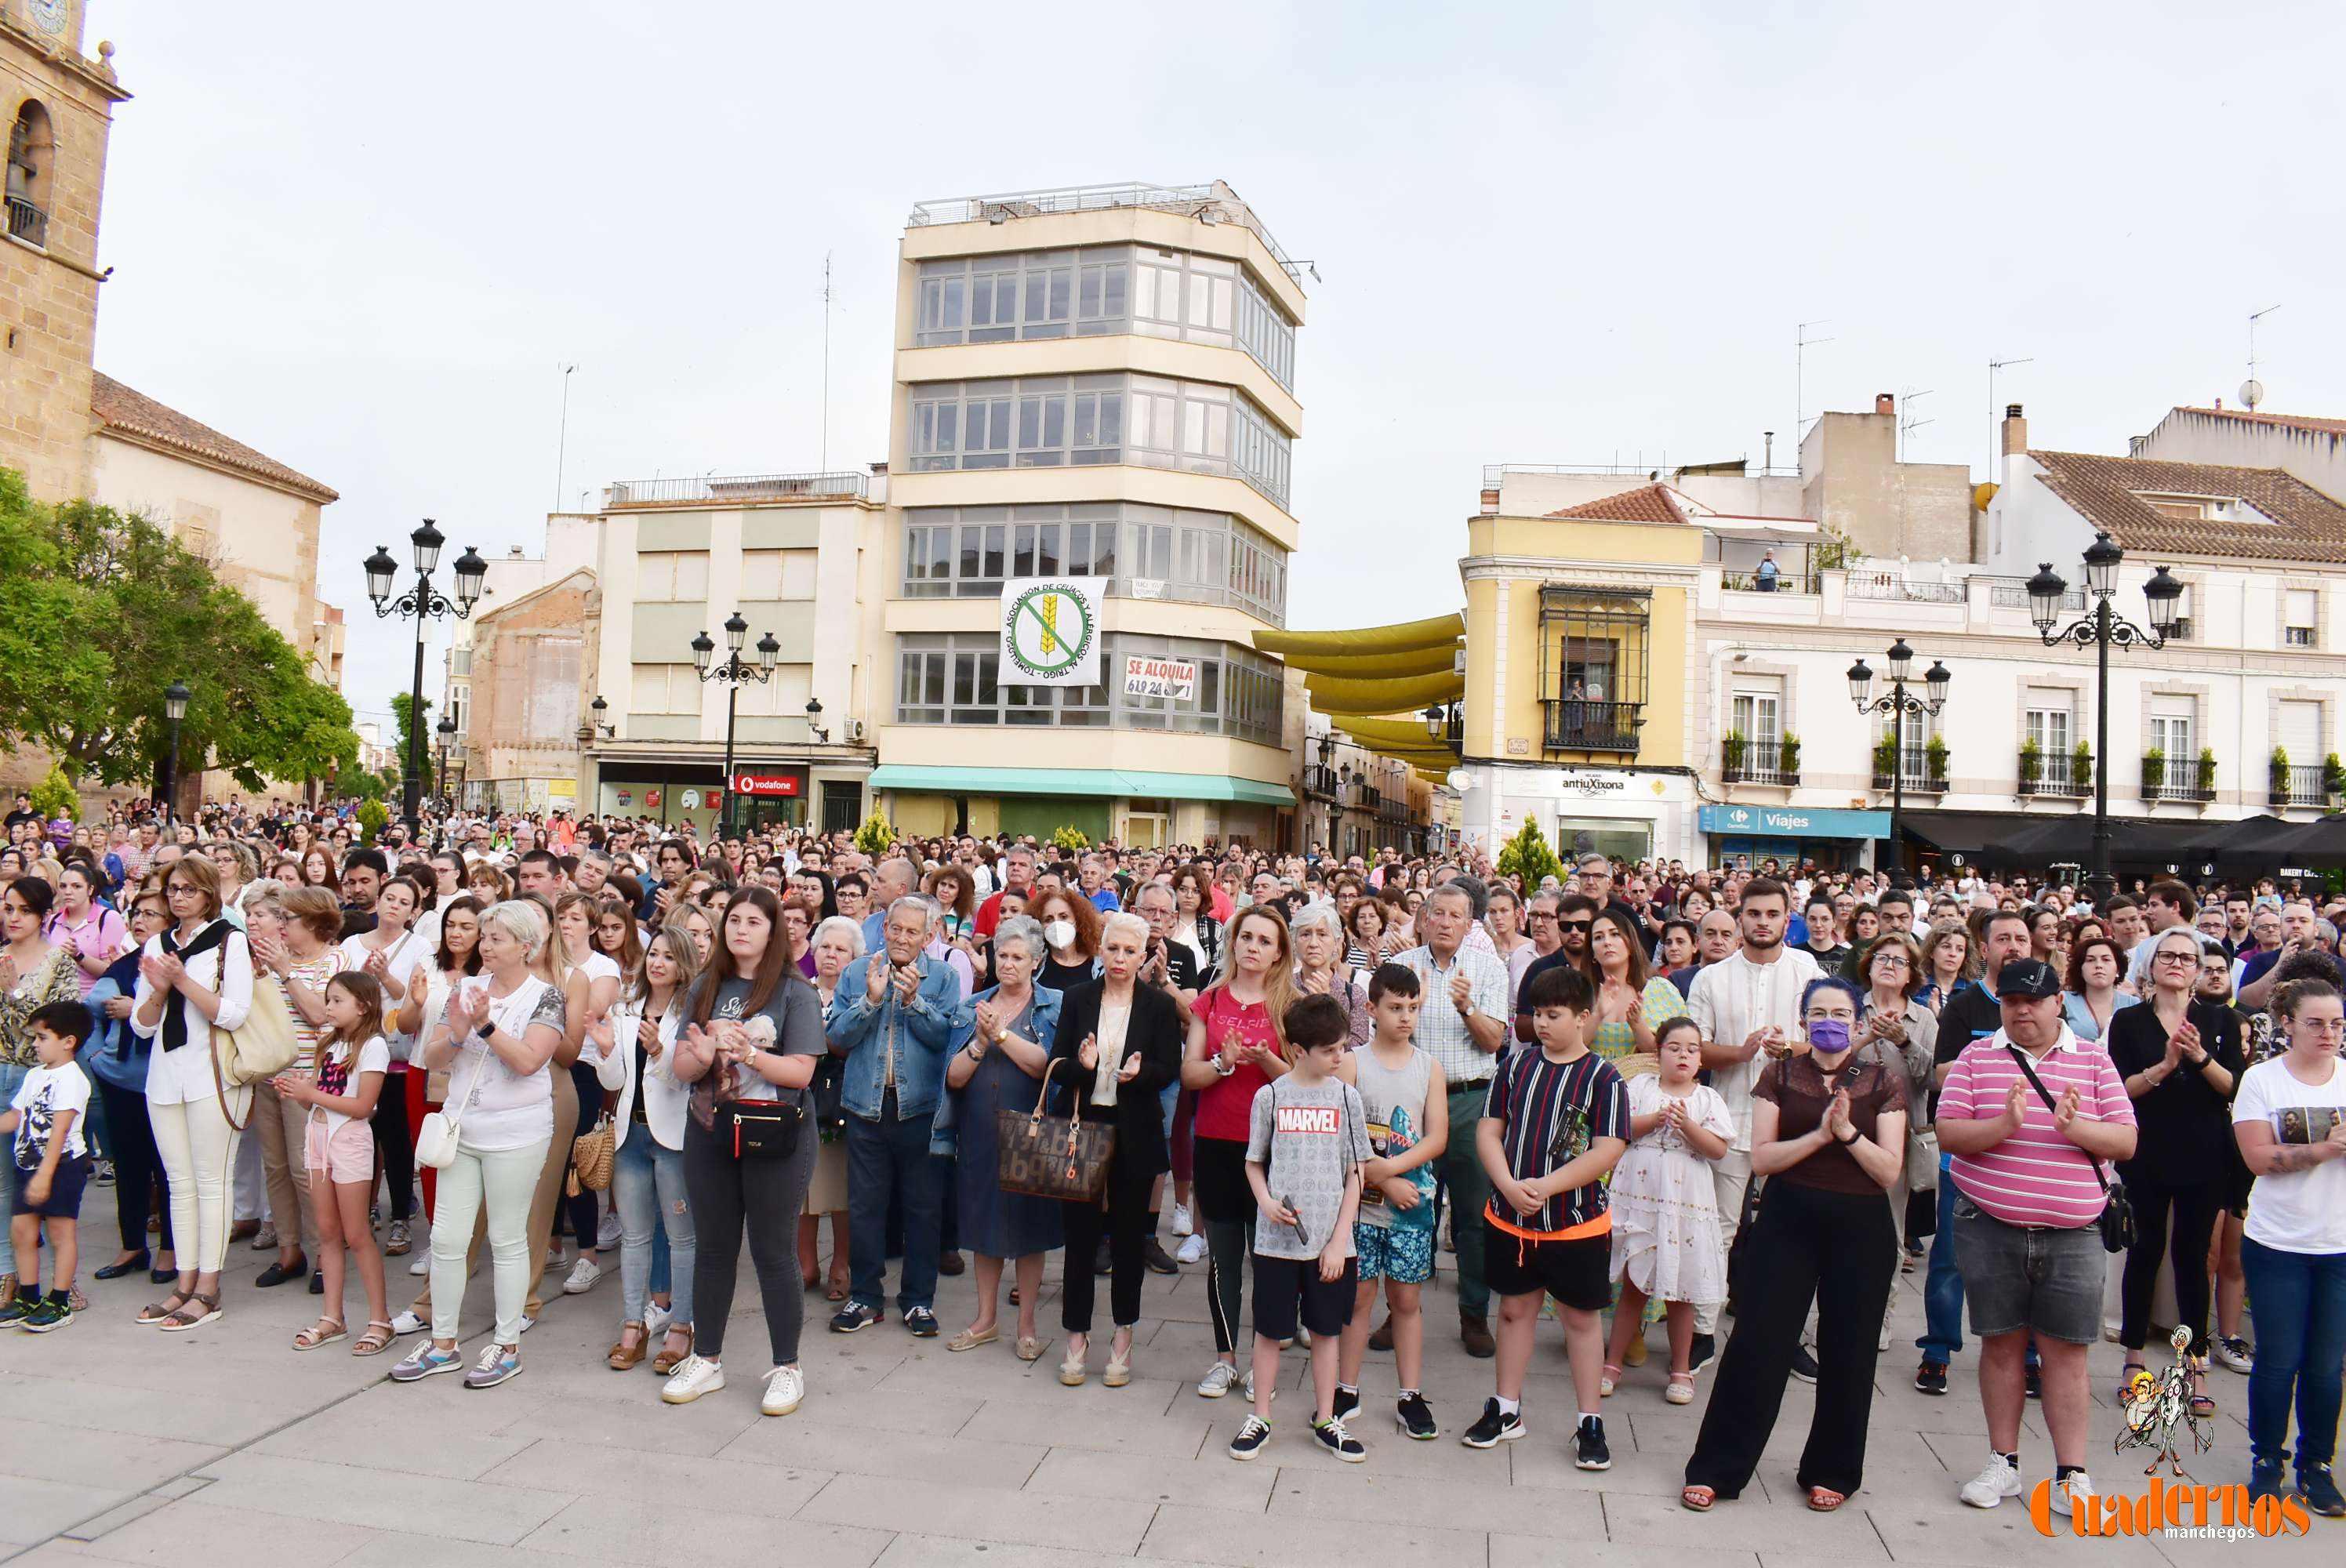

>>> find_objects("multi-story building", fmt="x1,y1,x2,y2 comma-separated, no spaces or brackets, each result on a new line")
864,183,1306,851
574,472,886,837
1299,714,1433,860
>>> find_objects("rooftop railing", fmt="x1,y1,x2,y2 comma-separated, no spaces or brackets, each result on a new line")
909,182,1302,288
604,472,870,508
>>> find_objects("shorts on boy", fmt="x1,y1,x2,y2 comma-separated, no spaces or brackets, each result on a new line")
1947,1192,2103,1344
1253,1254,1358,1342
1480,1214,1611,1312
303,1118,374,1186
9,1154,92,1220
1353,1220,1433,1285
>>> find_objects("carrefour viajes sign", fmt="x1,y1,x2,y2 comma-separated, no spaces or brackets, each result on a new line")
1698,804,1891,838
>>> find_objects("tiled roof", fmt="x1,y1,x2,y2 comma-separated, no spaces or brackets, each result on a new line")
2028,449,2346,564
1545,482,1689,525
2174,406,2346,437
90,373,340,503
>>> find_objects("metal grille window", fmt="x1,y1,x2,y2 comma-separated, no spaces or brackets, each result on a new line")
894,633,1280,745
1538,586,1649,754
2285,589,2319,648
898,503,1285,623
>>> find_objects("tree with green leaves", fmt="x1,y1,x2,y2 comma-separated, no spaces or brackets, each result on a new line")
1494,816,1565,890
390,691,434,796
0,470,361,794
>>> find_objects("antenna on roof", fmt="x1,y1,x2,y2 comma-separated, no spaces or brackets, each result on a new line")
2242,304,2280,411
820,252,836,470
553,363,578,512
1988,355,2033,474
1796,320,1834,459
1898,387,1935,462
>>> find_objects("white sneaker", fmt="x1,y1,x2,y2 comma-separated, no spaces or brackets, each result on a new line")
1197,1360,1240,1398
1171,1203,1194,1238
1878,1319,1893,1352
518,1315,536,1334
543,1246,566,1273
388,1308,427,1336
1959,1454,2022,1508
645,1300,673,1337
1176,1233,1205,1265
597,1212,623,1250
407,1252,430,1277
662,1352,725,1405
2050,1470,2094,1518
761,1363,804,1417
563,1257,602,1295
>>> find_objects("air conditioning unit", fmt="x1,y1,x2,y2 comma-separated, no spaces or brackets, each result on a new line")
846,719,867,742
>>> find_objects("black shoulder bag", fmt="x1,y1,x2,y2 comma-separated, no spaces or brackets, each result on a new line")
2005,1045,2134,1254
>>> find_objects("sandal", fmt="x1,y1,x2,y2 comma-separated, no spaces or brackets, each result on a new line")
652,1324,694,1376
1807,1486,1847,1512
948,1325,1000,1352
826,1275,848,1302
158,1290,221,1332
1015,1335,1044,1363
293,1317,347,1352
1680,1485,1717,1512
138,1287,194,1325
1599,1362,1622,1398
1666,1372,1697,1406
353,1320,396,1356
608,1322,648,1370
2117,1360,2148,1401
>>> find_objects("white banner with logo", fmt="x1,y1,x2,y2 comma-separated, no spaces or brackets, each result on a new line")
1121,655,1197,701
999,577,1102,687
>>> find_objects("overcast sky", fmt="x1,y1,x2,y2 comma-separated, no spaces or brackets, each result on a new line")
89,1,2346,728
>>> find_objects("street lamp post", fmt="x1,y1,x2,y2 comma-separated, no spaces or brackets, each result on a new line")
434,713,457,813
158,679,189,821
1847,638,1951,881
2027,531,2183,907
365,521,487,840
692,612,779,840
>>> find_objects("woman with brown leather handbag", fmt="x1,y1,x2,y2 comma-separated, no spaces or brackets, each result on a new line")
1048,911,1182,1389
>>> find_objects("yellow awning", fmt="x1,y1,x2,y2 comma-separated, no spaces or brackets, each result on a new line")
1255,612,1464,658
1330,715,1458,751
1303,669,1464,713
1275,644,1460,679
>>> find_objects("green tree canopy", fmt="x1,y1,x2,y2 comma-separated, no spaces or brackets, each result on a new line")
0,470,360,793
390,691,434,794
1494,816,1565,889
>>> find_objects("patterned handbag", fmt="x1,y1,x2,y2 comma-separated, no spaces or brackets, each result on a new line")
996,1057,1115,1203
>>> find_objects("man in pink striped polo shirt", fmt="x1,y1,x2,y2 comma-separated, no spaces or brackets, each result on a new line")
1937,958,2136,1522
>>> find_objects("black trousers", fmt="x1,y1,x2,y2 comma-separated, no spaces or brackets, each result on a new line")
370,1069,414,1222
565,1062,604,1246
2121,1176,2223,1358
97,1079,171,1256
1061,1170,1153,1333
682,1112,814,1363
1686,1181,1898,1499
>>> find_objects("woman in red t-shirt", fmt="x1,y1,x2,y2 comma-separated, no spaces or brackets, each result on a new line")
1179,907,1296,1398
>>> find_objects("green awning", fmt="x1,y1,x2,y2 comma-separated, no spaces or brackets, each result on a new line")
867,764,1295,808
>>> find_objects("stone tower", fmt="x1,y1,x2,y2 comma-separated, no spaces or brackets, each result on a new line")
0,0,128,501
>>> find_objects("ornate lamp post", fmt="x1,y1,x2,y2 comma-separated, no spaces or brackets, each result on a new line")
1848,638,1950,880
434,713,457,813
365,521,486,838
157,678,190,820
2027,531,2183,907
692,612,779,839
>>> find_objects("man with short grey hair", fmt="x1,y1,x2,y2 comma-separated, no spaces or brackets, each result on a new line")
975,844,1038,938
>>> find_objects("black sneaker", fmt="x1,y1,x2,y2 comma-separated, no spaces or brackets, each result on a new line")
1574,1415,1611,1471
1688,1332,1718,1374
1915,1359,1949,1396
904,1307,939,1338
1143,1239,1179,1276
2248,1461,2290,1508
2025,1365,2042,1400
1311,1416,1367,1463
829,1301,881,1334
1460,1398,1524,1449
1396,1392,1438,1440
1227,1415,1272,1461
1094,1238,1112,1276
1331,1384,1360,1423
1789,1344,1820,1384
2300,1463,2346,1519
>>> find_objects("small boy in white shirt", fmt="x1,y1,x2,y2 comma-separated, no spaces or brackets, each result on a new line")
2,1002,96,1331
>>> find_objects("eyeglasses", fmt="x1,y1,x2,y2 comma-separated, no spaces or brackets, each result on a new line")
1558,920,1593,934
2155,951,2199,966
1527,911,1558,923
1872,954,1911,969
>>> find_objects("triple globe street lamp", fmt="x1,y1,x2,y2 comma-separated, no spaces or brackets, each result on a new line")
364,521,486,837
693,612,779,840
1847,638,1949,880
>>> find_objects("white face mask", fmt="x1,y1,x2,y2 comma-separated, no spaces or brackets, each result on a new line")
1044,919,1077,950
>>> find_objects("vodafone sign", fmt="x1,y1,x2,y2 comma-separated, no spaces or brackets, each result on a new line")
729,768,805,798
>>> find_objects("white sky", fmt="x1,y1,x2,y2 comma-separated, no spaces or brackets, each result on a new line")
88,1,2346,726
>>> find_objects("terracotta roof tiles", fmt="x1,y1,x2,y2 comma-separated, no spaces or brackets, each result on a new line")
1544,482,1689,525
91,373,340,503
2028,449,2346,565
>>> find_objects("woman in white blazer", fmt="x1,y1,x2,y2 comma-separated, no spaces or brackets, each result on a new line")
592,926,699,1374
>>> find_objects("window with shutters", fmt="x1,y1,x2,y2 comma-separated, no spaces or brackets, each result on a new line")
2284,588,2319,648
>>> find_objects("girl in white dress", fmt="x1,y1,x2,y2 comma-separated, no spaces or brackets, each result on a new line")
1605,1017,1732,1403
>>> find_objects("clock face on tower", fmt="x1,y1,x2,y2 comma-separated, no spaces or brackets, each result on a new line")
29,0,68,38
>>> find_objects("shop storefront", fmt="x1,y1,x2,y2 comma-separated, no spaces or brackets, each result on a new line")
1464,764,1696,866
866,765,1293,852
1697,804,1890,872
597,761,863,838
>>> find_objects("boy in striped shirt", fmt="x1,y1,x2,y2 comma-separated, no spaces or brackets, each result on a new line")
1936,958,2136,1521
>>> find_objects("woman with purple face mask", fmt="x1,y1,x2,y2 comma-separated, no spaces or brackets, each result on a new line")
1683,976,1910,1517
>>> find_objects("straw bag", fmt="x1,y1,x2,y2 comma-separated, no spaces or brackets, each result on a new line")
996,1058,1114,1203
568,1113,616,1194
209,968,298,1133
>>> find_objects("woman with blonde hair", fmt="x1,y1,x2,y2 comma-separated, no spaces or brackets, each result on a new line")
245,884,348,1290
596,925,700,1374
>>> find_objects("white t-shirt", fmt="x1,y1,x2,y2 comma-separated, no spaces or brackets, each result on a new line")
2232,1055,2346,1254
340,930,430,1061
11,1062,90,1166
313,1035,391,1134
443,977,563,1152
1686,946,1822,1152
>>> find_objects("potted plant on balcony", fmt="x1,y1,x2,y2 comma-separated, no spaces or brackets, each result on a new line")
2141,748,2166,796
2071,741,2094,793
2019,737,2043,790
2197,747,2218,800
2326,752,2346,805
1925,734,1949,787
2271,746,2291,806
1778,732,1801,781
1722,729,1747,782
1872,735,1897,788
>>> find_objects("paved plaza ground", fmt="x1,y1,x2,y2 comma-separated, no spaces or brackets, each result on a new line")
0,1210,2333,1567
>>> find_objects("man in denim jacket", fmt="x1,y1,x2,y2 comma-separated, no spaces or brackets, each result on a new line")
824,896,961,1336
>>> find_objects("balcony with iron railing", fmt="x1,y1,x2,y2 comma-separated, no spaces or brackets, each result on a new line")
1723,759,1800,787
1302,763,1339,800
2274,764,2332,808
2017,747,2090,798
5,193,45,249
1542,699,1642,754
2141,753,2217,804
908,182,1304,289
605,471,870,508
1872,746,1947,794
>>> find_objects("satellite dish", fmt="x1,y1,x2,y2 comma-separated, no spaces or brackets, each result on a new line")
2240,378,2264,411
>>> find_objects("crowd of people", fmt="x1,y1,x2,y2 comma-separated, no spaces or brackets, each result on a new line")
2,789,2344,1522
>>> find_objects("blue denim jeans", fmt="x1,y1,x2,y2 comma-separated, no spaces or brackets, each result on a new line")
1917,1156,1965,1363
847,1096,940,1315
0,1060,26,1276
612,1131,694,1328
2240,1237,2346,1473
